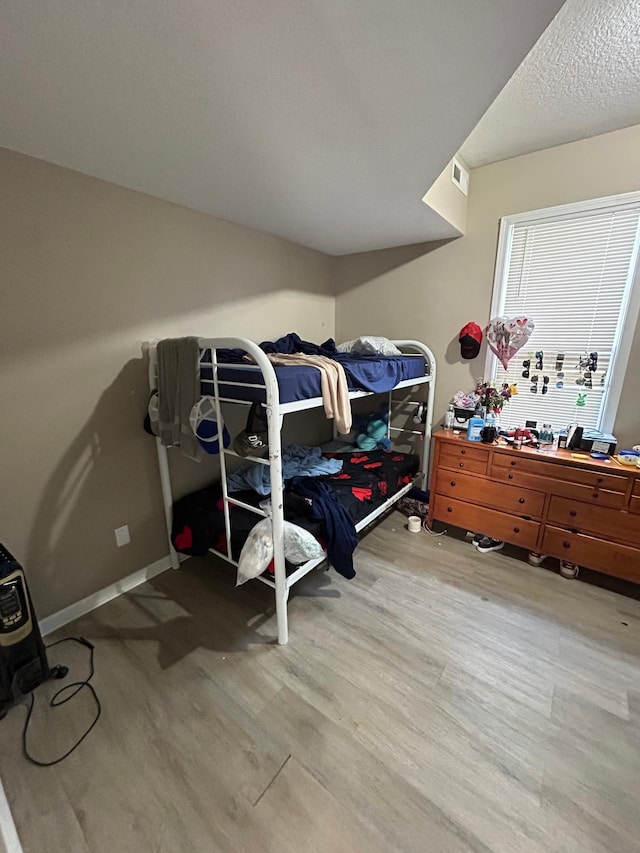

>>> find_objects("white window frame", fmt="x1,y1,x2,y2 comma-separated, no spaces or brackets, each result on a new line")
485,192,640,434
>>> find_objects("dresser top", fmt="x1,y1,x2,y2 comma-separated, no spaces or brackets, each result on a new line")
435,429,639,481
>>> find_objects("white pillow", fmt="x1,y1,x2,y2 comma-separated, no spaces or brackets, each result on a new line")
236,519,324,586
336,336,402,356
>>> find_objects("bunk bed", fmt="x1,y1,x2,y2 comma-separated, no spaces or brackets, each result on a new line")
147,337,436,644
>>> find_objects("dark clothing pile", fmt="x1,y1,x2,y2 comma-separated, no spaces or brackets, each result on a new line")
289,477,358,579
170,450,419,581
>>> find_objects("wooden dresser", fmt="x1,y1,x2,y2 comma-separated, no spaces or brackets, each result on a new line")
428,431,640,583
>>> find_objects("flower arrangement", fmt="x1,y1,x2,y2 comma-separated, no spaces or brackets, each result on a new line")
452,378,518,414
475,379,518,413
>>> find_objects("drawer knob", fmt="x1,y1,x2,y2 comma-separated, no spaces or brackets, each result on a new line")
597,477,603,484
514,526,520,533
459,462,465,468
518,498,525,504
563,541,571,549
570,509,577,517
508,474,514,480
592,493,599,499
447,507,453,513
510,460,516,467
450,481,456,487
461,449,466,455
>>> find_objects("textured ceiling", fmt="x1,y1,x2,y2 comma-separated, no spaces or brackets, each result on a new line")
0,1,563,254
460,0,640,168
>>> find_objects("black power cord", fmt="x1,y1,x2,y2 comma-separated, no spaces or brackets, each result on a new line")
22,637,101,767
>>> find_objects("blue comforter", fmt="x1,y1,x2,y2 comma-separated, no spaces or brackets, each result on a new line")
211,332,422,395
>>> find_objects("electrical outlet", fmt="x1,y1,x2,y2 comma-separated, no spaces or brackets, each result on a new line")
115,525,130,547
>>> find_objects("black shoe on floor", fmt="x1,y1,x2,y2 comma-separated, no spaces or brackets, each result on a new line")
476,537,504,554
471,532,484,547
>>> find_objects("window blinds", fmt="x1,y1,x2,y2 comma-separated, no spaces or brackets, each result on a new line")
493,207,640,432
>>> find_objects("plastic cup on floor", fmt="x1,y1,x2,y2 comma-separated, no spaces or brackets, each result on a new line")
408,516,422,533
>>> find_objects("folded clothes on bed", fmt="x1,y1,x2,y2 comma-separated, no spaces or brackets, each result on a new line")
227,445,343,496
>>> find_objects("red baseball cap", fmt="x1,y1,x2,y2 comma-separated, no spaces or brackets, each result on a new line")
459,322,482,359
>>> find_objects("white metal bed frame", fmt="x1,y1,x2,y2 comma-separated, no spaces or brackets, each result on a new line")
147,337,436,644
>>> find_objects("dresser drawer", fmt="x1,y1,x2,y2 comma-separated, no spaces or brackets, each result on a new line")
492,453,626,493
491,466,627,509
630,496,640,515
548,496,640,547
437,472,545,519
439,445,489,476
432,495,540,551
542,526,640,583
633,479,640,498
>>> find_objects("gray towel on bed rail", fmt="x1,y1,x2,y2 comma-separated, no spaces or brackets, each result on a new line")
156,337,203,462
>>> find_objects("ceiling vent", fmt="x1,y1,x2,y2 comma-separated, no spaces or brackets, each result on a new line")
451,156,470,196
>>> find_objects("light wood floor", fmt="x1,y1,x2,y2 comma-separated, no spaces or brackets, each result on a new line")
2,514,640,853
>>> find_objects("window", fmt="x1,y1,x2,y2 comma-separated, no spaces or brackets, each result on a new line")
487,193,640,433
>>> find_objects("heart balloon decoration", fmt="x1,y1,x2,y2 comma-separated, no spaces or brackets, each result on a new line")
485,316,535,370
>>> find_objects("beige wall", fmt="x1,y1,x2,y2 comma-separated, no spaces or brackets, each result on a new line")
0,148,335,617
6,125,640,618
336,124,640,449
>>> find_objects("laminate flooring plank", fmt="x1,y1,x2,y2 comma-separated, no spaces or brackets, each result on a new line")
628,689,640,724
248,642,375,735
257,685,494,853
539,774,640,853
39,640,253,852
21,802,91,853
353,687,553,853
235,755,384,853
73,572,285,719
536,802,636,853
4,512,640,852
550,689,639,782
293,590,446,689
543,687,640,851
89,637,290,806
429,671,554,796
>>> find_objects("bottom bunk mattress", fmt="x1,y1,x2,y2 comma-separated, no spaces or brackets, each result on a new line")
171,449,420,575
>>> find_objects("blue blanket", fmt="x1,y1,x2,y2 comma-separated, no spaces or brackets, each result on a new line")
227,445,343,496
334,353,413,392
208,332,425,396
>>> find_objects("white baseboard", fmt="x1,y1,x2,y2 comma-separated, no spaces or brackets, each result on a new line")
39,553,185,637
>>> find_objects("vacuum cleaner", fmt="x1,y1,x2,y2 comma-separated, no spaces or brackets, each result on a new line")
0,543,67,720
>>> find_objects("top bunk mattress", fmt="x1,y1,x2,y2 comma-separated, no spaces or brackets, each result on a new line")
200,353,427,404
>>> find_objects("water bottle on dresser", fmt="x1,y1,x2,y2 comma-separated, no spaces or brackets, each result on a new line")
444,405,455,431
466,405,484,442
